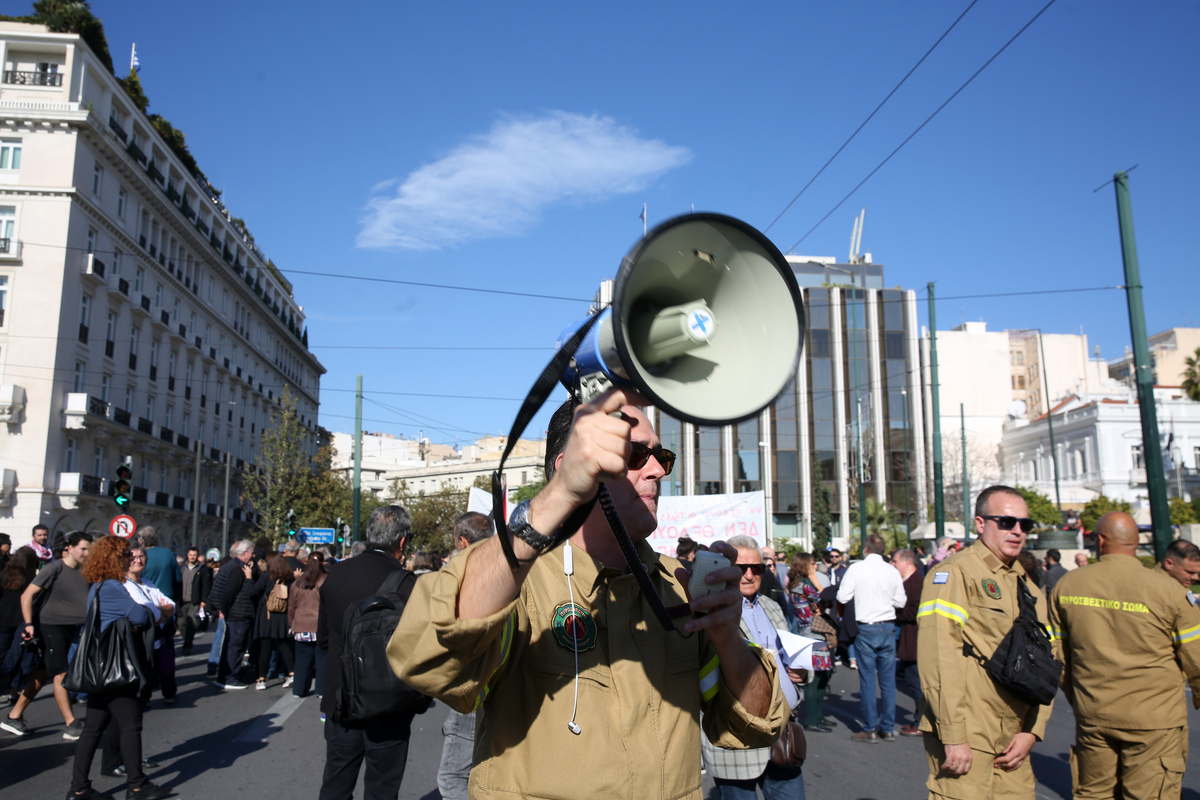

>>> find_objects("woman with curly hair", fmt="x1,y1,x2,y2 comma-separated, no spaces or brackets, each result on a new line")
68,535,170,800
788,553,836,733
288,551,327,698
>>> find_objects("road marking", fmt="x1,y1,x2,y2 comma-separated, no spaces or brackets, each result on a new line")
232,692,306,744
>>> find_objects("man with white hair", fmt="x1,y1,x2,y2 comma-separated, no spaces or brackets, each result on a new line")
209,540,259,690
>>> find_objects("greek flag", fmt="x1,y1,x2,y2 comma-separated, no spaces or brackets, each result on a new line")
131,44,141,73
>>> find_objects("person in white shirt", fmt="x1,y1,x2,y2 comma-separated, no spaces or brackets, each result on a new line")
835,534,907,744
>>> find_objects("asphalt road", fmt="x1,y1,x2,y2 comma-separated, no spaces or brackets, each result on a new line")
3,631,1200,799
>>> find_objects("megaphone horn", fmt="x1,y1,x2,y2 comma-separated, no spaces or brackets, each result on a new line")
560,213,805,426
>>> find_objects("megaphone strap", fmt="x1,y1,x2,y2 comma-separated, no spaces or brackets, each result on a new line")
492,312,603,570
596,485,677,633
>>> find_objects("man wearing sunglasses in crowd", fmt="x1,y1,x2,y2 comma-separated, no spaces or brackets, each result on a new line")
917,485,1054,800
392,389,787,800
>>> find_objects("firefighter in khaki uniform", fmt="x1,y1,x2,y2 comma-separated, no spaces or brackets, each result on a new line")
1049,511,1200,799
917,485,1054,799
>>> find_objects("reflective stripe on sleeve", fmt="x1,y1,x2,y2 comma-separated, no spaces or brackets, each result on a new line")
473,608,517,710
699,654,720,701
1174,623,1200,646
1048,625,1065,642
917,599,969,626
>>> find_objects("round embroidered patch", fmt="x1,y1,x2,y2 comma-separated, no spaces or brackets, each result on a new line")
982,578,1002,600
552,601,598,652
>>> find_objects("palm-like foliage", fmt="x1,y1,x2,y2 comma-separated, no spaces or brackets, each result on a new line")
1183,346,1200,402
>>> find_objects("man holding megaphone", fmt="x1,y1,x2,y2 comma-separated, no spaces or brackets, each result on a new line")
391,387,789,800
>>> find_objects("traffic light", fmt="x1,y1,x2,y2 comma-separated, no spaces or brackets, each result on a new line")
113,464,132,509
286,509,297,538
336,517,344,544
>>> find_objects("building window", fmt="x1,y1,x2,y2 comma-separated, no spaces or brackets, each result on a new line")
65,438,77,472
1012,375,1026,390
154,283,162,308
112,249,122,276
124,385,134,411
92,163,103,196
182,411,189,437
0,140,20,170
74,362,85,392
130,326,139,358
100,374,111,403
79,295,91,342
86,228,96,254
1132,445,1145,470
134,267,144,293
159,466,168,493
94,445,105,477
0,207,13,251
0,275,8,328
221,289,227,312
117,187,127,219
1012,350,1025,366
146,395,155,422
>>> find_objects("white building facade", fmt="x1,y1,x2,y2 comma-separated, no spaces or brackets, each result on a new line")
1000,386,1200,508
0,23,324,551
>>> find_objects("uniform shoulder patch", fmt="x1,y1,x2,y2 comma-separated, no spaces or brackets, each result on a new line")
552,601,598,652
933,571,950,585
982,578,1002,599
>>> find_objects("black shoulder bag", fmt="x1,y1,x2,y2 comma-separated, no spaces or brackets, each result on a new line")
63,582,151,696
979,579,1063,707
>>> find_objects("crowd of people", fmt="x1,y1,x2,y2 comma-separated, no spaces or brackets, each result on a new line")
2,392,1199,800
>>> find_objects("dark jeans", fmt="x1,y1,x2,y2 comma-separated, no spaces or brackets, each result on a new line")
256,637,295,680
714,763,805,800
0,626,36,692
854,622,897,734
803,669,833,726
71,690,146,792
293,640,327,697
155,642,176,700
178,602,202,650
319,715,412,800
218,619,253,683
898,658,922,726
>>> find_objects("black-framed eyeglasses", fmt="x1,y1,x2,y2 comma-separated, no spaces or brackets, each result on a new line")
629,442,676,476
736,563,765,575
979,515,1035,533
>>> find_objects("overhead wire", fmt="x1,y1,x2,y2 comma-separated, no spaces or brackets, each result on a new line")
763,0,980,234
785,0,1060,253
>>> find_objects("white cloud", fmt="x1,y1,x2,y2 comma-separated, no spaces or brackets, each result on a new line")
357,112,691,250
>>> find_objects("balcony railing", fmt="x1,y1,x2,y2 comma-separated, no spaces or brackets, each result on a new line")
87,395,109,416
139,295,151,312
81,474,103,494
0,238,10,254
127,141,147,165
137,417,154,435
159,310,170,326
114,407,131,426
108,116,128,142
146,161,164,184
159,426,174,443
3,70,62,86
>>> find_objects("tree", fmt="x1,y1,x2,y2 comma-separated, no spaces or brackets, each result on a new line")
31,1,114,72
1183,346,1200,402
810,453,832,552
1079,495,1132,532
512,469,546,504
941,432,1003,525
1170,496,1197,526
120,69,149,113
1015,486,1060,528
388,480,468,554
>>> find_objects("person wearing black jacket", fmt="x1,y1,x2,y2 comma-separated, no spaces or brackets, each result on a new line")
209,540,261,690
178,547,212,655
317,505,413,800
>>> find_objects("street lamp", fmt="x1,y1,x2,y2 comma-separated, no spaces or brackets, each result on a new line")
825,263,867,552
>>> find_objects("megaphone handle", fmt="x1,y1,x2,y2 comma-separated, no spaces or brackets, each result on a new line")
596,484,677,633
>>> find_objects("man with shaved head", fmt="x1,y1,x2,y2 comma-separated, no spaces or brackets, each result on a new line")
1049,512,1200,799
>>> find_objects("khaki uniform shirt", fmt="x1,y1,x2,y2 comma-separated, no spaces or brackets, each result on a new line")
389,538,788,800
1049,553,1200,729
917,541,1053,752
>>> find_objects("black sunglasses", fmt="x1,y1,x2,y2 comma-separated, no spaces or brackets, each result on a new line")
629,442,676,476
980,515,1035,533
736,563,766,575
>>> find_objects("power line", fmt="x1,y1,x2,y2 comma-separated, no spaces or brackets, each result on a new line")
786,0,1059,253
311,345,548,351
763,0,979,234
277,268,588,304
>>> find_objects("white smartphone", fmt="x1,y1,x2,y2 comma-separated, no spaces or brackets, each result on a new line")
688,550,729,605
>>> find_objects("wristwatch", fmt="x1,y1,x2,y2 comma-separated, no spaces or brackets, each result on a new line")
508,500,558,555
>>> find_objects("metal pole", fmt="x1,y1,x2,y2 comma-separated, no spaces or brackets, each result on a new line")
190,440,201,548
961,404,969,527
902,387,911,546
352,374,363,543
221,452,231,557
1037,331,1063,518
850,277,867,552
1113,171,1171,561
928,283,946,542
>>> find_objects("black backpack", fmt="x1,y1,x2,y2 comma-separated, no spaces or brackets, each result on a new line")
335,568,432,725
980,579,1063,707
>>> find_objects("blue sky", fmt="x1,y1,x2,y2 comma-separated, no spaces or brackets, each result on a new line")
90,1,1200,446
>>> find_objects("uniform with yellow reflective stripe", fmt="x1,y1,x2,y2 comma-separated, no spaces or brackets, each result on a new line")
1049,553,1200,799
388,537,787,800
917,540,1054,799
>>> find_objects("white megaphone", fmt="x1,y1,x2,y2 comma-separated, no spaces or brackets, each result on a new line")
560,212,805,426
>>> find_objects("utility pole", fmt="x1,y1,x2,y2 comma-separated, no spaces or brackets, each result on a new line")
352,374,363,543
928,283,946,542
901,387,912,546
1113,171,1171,561
1037,331,1063,520
190,440,201,548
960,403,972,528
221,451,231,557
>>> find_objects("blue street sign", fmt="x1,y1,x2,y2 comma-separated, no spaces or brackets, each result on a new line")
300,527,335,544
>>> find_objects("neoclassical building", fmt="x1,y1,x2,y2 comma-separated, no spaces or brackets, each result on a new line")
0,22,324,552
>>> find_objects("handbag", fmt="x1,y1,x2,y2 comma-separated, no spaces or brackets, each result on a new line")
769,717,807,767
63,582,150,696
806,585,840,652
266,580,288,615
